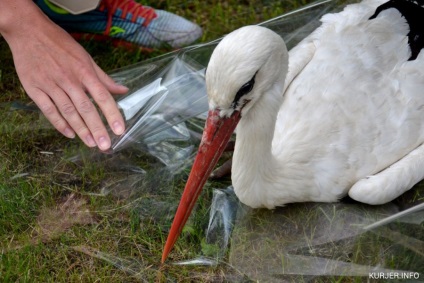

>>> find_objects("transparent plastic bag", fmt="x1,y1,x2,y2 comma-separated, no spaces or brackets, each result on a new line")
79,0,423,279
6,0,423,280
100,0,348,169
108,57,210,169
228,195,424,281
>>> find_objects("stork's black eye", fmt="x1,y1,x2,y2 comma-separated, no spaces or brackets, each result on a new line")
239,79,255,96
231,72,257,109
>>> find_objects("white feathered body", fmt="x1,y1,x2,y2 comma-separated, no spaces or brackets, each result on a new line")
229,0,424,208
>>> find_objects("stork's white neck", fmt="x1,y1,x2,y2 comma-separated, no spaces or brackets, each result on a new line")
232,83,279,208
231,79,309,208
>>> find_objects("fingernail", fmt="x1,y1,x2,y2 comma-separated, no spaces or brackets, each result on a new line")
64,128,75,139
86,134,96,147
119,84,129,90
98,136,110,151
113,121,124,135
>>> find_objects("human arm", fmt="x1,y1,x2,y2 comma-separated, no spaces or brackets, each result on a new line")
0,0,128,150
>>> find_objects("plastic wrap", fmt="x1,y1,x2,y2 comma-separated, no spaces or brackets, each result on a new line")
228,193,424,282
108,56,210,169
71,0,424,279
4,0,423,280
102,0,348,168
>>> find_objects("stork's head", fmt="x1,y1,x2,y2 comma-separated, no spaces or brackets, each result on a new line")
206,25,288,118
161,26,288,263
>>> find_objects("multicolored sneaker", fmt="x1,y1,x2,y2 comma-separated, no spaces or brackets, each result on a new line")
34,0,203,50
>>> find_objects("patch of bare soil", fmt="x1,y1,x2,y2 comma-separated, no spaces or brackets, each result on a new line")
34,193,97,243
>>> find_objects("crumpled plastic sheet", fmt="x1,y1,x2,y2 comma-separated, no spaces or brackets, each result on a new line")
227,190,424,282
5,0,423,280
109,57,209,170
69,184,424,281
68,0,421,280
75,0,423,280
101,0,349,169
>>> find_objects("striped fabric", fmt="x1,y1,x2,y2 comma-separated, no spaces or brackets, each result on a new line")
34,0,202,49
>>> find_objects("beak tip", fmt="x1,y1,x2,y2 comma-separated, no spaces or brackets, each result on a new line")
161,247,169,263
161,237,174,263
160,110,241,262
160,250,168,264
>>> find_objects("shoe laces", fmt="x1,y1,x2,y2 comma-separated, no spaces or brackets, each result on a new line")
99,0,157,34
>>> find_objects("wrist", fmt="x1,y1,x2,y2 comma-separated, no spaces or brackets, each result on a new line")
0,0,47,38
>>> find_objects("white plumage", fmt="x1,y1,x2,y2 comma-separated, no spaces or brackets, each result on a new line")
207,0,424,208
162,0,424,261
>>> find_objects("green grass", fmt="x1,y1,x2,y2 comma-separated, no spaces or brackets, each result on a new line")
1,0,423,282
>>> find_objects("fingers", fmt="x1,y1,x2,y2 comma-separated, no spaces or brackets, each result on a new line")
6,10,128,151
56,85,106,149
81,68,126,138
29,88,76,139
31,75,123,151
29,86,100,148
51,59,127,150
49,58,127,150
36,63,126,151
60,81,114,151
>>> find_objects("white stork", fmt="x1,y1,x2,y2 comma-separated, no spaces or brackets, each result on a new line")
162,0,424,262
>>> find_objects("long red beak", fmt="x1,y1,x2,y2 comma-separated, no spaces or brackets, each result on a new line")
161,109,241,263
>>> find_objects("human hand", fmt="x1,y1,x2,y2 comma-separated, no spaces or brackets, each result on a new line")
0,1,128,151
